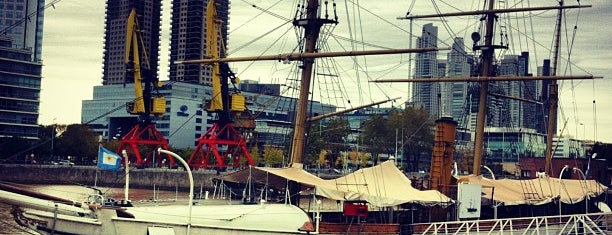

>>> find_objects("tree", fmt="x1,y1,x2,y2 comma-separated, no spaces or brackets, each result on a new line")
348,150,360,165
249,145,261,166
360,152,372,167
311,118,351,168
34,125,54,158
55,124,99,164
0,136,34,163
360,106,434,171
302,121,326,165
101,139,122,154
317,149,328,166
301,118,351,167
167,146,194,168
335,151,347,168
348,150,369,168
262,145,284,167
399,106,434,172
361,114,393,164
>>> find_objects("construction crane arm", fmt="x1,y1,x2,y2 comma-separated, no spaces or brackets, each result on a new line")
124,9,165,121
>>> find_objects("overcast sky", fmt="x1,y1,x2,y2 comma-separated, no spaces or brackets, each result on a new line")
39,0,611,142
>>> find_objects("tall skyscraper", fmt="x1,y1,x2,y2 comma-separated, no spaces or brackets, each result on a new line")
446,38,471,121
412,23,440,118
537,59,553,135
169,0,229,84
496,52,535,129
0,0,45,61
0,0,44,139
497,54,522,127
102,0,162,85
437,59,451,116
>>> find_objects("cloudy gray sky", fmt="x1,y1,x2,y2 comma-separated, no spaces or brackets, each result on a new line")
39,0,611,142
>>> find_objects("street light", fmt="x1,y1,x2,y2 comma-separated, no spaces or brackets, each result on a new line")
573,167,589,213
158,148,194,235
558,165,569,217
481,165,496,180
51,118,56,161
481,165,499,219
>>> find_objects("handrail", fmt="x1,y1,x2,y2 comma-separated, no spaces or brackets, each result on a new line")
412,212,611,234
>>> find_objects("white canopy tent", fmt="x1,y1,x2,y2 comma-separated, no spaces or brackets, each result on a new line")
317,161,453,207
220,161,453,207
460,175,607,206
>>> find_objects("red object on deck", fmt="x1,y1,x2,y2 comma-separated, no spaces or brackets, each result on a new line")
343,200,368,217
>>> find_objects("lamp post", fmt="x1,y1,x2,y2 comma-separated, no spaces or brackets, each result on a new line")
558,165,569,217
579,123,586,158
158,148,193,235
573,167,588,213
481,165,496,180
51,118,56,161
481,165,498,219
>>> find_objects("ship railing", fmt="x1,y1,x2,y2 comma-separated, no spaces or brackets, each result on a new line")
411,212,612,234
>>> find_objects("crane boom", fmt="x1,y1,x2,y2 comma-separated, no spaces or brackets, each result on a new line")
118,9,172,167
207,2,222,112
188,0,254,169
124,9,165,120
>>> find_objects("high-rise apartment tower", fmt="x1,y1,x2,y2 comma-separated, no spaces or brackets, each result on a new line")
102,0,161,85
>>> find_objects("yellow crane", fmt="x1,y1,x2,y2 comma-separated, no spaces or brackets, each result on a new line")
188,0,254,169
124,9,165,118
118,9,173,167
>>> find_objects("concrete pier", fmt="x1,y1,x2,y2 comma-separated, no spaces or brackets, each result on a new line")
0,164,219,191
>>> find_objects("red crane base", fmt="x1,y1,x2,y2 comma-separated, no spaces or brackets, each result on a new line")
188,122,254,170
118,123,174,167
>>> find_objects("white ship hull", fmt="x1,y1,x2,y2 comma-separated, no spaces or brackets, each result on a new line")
4,189,313,235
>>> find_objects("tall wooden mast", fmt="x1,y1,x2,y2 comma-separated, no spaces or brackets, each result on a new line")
545,0,564,176
472,0,497,176
289,0,338,166
177,3,445,169
392,1,591,176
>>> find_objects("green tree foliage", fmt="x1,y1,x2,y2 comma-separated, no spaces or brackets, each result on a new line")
249,145,261,166
361,106,434,171
0,124,70,163
317,149,328,165
166,146,194,167
361,114,390,163
302,123,325,165
55,124,100,164
101,139,122,153
360,152,371,167
307,118,351,168
401,107,435,172
262,145,284,167
348,150,369,168
348,150,360,165
0,136,34,163
35,125,54,157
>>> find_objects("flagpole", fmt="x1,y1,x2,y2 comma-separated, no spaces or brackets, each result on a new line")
122,150,129,201
95,145,100,188
94,169,98,188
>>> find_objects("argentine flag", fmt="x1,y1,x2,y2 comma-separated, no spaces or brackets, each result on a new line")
98,147,122,170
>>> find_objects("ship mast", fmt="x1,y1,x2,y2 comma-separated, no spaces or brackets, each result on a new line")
472,0,497,176
544,0,564,176
177,2,445,169
391,1,591,176
289,0,338,166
